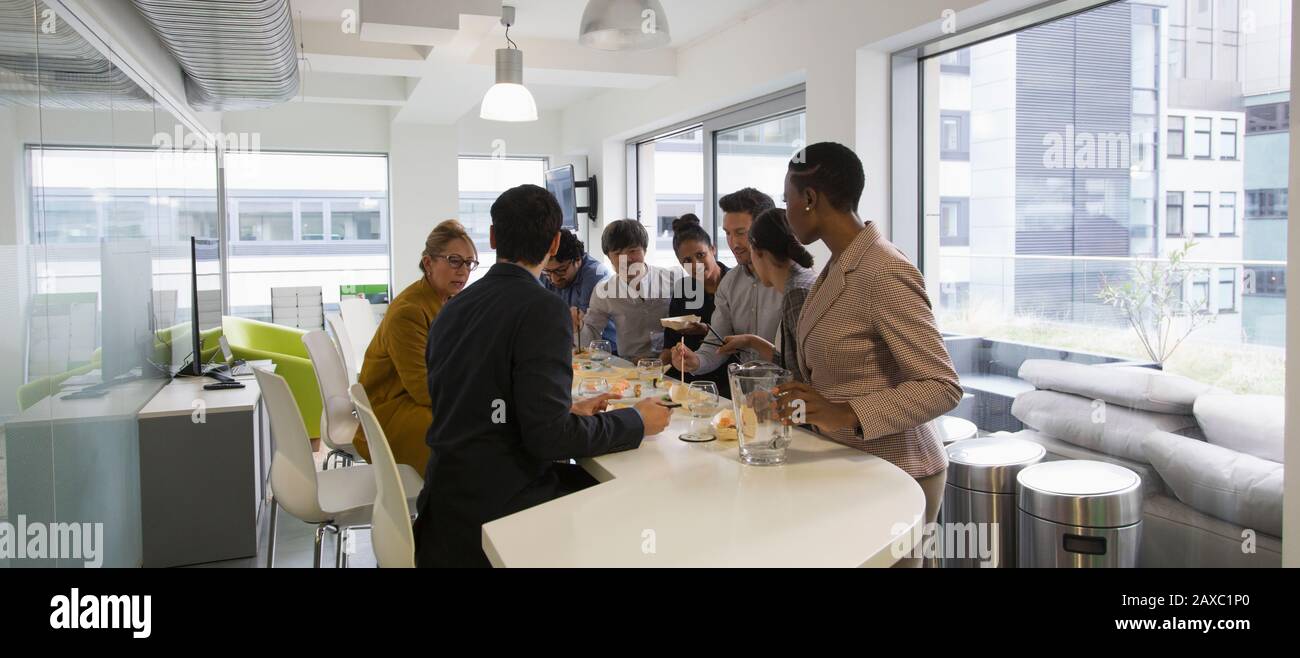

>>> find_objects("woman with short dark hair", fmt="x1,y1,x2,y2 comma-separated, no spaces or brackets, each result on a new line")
774,142,963,568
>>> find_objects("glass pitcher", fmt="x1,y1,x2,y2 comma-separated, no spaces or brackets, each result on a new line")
728,361,794,466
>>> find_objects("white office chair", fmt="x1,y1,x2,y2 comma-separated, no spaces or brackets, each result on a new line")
256,368,423,569
326,314,358,384
339,298,377,371
350,383,417,568
303,330,361,469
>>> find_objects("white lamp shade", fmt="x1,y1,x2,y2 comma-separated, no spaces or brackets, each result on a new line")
480,83,538,122
579,0,671,51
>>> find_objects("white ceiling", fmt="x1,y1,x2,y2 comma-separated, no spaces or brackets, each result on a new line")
276,0,776,122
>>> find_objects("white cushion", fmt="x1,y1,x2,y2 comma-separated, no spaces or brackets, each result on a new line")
1018,360,1216,415
1193,394,1285,463
1142,431,1283,537
1011,390,1201,463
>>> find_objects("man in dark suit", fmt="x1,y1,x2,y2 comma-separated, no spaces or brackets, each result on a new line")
414,184,673,568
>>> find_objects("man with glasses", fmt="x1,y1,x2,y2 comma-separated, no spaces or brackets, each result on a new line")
542,229,617,351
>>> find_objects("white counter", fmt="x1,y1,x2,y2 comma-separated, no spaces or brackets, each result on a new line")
482,407,927,568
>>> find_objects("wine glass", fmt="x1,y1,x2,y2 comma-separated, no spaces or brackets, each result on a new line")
679,381,720,443
588,340,613,367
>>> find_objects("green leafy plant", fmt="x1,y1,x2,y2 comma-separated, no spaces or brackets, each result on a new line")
1097,241,1216,366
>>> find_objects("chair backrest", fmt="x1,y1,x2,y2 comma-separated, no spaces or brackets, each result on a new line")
349,383,415,568
303,330,358,452
254,367,326,523
326,314,358,383
339,298,377,368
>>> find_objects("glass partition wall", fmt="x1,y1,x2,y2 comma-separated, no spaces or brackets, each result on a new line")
1,0,219,567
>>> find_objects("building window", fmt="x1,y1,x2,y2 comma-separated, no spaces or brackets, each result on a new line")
1167,116,1185,158
1219,118,1238,159
223,151,391,321
940,49,971,74
1218,267,1237,313
1217,191,1237,236
1191,270,1211,311
1190,192,1212,236
1166,192,1185,237
940,197,970,246
457,156,548,262
1192,117,1212,158
1246,189,1289,220
1247,102,1290,134
940,111,970,161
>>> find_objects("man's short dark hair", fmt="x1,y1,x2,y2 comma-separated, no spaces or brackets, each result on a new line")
788,142,865,213
601,219,649,255
718,187,775,218
491,184,562,265
554,229,585,263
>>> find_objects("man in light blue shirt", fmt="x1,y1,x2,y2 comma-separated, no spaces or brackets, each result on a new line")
543,229,618,351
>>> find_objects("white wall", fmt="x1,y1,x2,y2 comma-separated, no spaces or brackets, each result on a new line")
221,102,392,153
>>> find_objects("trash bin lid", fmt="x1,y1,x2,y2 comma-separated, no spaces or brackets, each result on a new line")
1017,460,1143,528
946,436,1046,494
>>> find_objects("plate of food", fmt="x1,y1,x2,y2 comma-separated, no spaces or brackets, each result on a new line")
660,315,703,332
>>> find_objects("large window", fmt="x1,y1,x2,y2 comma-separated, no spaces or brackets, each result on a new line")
223,152,390,322
457,156,547,271
915,0,1288,398
631,89,806,270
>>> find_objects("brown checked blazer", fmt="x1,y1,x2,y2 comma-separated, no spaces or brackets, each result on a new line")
796,222,962,479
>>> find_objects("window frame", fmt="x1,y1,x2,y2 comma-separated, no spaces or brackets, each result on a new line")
626,86,806,256
1192,117,1213,159
1168,116,1186,158
1217,190,1238,237
1218,117,1238,160
1190,191,1213,237
1166,191,1185,238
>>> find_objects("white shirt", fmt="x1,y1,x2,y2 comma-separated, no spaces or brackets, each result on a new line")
581,264,682,361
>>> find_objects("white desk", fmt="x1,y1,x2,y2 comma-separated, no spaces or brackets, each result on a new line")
137,374,271,567
482,407,927,568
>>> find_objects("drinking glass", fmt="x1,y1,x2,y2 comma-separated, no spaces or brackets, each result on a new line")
678,381,720,443
637,358,663,393
588,340,613,366
577,377,610,398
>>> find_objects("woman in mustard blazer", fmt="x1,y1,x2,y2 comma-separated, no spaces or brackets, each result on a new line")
353,220,479,471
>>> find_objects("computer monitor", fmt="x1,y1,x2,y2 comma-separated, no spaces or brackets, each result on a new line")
186,237,224,377
545,165,578,230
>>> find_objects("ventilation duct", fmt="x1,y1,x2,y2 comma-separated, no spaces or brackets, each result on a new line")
130,0,300,111
0,0,154,110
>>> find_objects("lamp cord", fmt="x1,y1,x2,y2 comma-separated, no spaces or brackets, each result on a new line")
505,23,518,50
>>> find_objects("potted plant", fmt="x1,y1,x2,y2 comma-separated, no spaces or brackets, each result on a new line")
1097,241,1216,368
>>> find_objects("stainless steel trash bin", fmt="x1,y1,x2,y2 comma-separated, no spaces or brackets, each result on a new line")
1017,460,1143,568
942,437,1046,568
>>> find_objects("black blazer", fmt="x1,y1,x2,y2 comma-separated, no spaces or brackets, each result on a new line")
414,263,645,567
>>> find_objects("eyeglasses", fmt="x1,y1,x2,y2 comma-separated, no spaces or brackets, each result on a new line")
543,260,577,277
431,254,480,272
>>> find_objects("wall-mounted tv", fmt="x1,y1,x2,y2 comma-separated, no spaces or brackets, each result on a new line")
545,165,579,230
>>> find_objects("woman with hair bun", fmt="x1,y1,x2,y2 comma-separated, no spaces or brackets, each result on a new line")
660,213,732,395
715,208,817,381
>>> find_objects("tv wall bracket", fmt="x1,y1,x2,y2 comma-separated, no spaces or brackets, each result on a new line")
576,175,598,222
